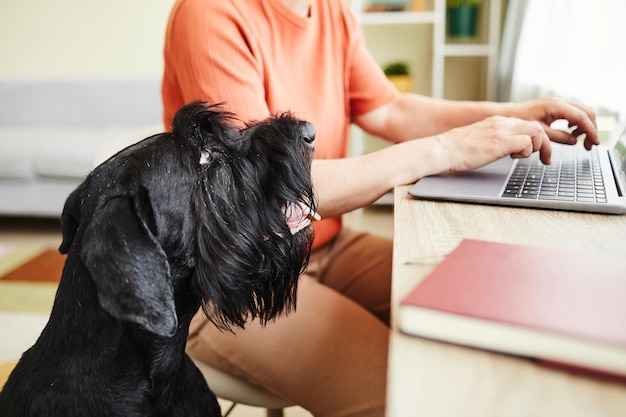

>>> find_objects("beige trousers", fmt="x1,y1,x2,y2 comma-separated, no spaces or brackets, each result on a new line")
187,228,392,417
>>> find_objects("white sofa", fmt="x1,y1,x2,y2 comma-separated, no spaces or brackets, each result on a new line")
0,80,162,217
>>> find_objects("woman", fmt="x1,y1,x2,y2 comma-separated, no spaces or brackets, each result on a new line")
162,1,598,416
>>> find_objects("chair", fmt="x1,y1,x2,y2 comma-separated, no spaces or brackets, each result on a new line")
191,357,296,417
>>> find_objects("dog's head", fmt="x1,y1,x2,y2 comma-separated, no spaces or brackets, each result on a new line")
59,101,317,337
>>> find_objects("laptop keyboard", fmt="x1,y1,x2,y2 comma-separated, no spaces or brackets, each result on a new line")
501,146,607,203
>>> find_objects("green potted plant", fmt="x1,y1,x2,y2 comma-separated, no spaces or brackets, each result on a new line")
447,0,481,39
383,61,413,93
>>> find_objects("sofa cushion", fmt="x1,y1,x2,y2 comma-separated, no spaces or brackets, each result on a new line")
0,127,139,180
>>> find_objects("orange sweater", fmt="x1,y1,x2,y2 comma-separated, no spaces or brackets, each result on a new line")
162,0,398,250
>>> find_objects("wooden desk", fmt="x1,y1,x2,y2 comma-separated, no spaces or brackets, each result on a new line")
387,185,626,417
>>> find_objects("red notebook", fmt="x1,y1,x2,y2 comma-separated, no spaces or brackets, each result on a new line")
398,239,626,379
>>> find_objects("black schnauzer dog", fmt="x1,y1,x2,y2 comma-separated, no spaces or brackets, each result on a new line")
0,101,318,417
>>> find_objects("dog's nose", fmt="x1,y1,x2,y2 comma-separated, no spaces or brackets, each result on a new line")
300,121,316,146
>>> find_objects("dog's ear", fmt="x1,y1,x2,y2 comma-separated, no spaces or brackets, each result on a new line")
59,186,83,254
81,196,178,337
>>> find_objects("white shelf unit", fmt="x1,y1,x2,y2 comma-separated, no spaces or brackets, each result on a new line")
358,10,437,24
351,0,502,99
431,0,502,100
349,0,502,205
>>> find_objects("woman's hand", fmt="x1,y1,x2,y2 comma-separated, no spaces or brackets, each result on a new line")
510,96,599,150
437,115,552,173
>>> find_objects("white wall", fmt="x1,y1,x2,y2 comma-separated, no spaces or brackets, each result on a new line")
0,0,175,80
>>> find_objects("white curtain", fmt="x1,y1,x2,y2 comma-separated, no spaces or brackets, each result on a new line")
509,0,626,120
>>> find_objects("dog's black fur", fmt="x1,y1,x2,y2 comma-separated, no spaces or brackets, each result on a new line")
0,101,316,417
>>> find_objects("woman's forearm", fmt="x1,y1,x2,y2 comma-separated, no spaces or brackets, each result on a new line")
311,136,448,218
356,93,515,142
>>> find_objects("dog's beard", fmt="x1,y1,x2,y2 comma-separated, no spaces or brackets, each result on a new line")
192,172,315,332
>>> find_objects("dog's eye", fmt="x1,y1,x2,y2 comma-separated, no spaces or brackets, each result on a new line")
200,149,213,165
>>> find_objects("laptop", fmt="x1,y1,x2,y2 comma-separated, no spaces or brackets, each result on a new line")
408,127,626,215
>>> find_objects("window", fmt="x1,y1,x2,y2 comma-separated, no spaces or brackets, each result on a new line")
509,0,625,121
